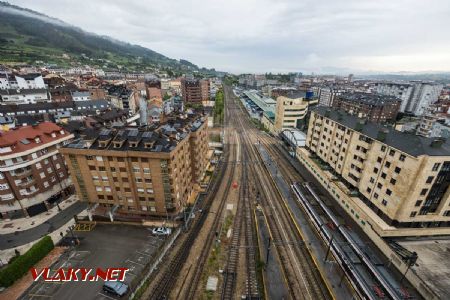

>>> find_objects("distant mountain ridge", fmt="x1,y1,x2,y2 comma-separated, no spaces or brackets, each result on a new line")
0,1,215,74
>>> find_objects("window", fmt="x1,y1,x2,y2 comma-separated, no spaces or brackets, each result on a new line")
96,186,103,192
410,212,417,217
104,187,111,192
40,172,45,179
122,178,129,182
426,176,434,184
31,153,38,159
381,172,387,179
43,181,49,188
367,187,372,193
133,167,140,173
119,167,126,172
89,165,95,170
102,176,108,181
143,168,150,174
373,167,379,173
389,149,395,156
374,193,379,199
47,167,53,173
415,200,422,207
390,178,396,185
96,156,103,161
137,188,145,193
131,158,138,162
381,145,386,152
420,189,428,196
111,167,116,172
135,177,142,183
394,167,401,174
99,167,106,171
444,211,450,217
146,188,154,193
93,176,99,181
432,163,441,171
117,157,125,162
386,189,392,196
145,178,152,183
377,183,383,189
382,199,388,206
370,177,375,183
56,163,60,169
385,162,391,168
399,154,406,161
377,157,382,163
36,162,41,169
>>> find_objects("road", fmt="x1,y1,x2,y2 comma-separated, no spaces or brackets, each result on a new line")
0,201,87,250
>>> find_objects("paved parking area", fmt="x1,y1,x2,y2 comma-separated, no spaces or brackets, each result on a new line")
21,224,165,300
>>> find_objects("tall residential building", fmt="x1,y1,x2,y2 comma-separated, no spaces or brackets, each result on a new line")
375,81,443,115
333,92,401,123
200,79,210,102
0,122,74,219
274,92,318,133
0,73,46,90
61,114,208,217
306,107,450,229
181,78,202,103
317,86,345,107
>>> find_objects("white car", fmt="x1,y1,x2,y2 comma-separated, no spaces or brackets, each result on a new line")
152,227,172,236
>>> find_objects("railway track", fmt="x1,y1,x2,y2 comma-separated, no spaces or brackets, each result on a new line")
221,142,260,300
227,85,332,300
147,93,237,300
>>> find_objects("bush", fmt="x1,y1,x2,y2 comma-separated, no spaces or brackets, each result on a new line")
0,236,54,288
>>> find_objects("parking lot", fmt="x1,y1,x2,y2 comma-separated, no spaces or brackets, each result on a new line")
21,224,165,300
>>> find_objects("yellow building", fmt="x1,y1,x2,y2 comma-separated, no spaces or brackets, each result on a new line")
274,93,317,134
61,114,208,217
306,107,450,229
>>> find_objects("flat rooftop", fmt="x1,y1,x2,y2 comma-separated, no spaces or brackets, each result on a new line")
396,238,450,299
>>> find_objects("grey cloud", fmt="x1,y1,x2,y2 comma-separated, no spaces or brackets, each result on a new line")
7,0,450,73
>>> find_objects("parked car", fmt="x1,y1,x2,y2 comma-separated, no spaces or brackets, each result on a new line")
152,227,172,236
103,281,128,297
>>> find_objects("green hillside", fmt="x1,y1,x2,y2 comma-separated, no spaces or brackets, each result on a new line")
0,2,215,74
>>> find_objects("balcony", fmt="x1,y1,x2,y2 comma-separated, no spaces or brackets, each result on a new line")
17,178,35,187
11,168,33,177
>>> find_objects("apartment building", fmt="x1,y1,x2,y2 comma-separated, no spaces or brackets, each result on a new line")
375,81,443,115
61,114,208,217
274,91,317,133
333,92,401,123
200,79,210,102
181,78,202,103
306,107,450,229
0,122,74,219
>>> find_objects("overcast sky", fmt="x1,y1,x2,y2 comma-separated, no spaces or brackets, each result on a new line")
7,0,450,74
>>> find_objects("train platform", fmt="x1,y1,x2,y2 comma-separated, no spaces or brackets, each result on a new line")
256,144,356,299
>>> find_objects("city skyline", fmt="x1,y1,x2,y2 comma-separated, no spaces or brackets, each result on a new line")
5,0,450,74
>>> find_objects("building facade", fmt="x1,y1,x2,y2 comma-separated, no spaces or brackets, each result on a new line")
0,122,74,219
61,114,209,217
274,92,317,133
333,92,401,123
181,78,202,103
306,107,450,229
375,81,443,115
200,79,210,102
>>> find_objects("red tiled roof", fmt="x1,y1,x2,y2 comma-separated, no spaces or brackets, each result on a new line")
0,122,68,155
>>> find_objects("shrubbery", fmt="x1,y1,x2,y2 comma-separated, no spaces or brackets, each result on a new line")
0,236,54,288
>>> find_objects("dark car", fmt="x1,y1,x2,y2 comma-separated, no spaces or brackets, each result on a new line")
103,281,128,297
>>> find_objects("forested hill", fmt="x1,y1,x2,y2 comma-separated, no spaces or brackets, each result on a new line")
0,2,216,74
